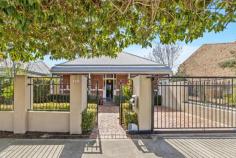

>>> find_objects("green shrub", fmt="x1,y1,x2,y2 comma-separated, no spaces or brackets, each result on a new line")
47,94,70,103
122,103,131,110
88,95,98,104
33,79,50,103
87,103,97,109
122,81,132,101
81,104,97,133
121,103,138,129
124,111,138,129
154,95,162,106
0,79,14,105
121,103,132,119
114,95,120,105
32,103,70,111
225,94,236,107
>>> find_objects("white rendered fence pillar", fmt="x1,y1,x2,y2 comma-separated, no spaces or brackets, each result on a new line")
14,75,30,134
70,75,87,134
132,75,152,132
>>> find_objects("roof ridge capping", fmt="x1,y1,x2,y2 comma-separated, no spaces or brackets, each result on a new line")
202,41,236,46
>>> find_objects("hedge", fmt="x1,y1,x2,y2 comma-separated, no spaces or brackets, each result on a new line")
47,94,70,103
87,95,98,104
121,103,138,129
154,95,162,106
124,111,138,129
34,94,70,103
81,104,97,133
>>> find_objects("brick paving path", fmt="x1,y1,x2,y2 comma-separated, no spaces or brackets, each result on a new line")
154,106,236,129
90,101,127,139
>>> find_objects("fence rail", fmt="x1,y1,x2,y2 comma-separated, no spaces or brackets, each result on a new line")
28,76,70,111
0,77,14,111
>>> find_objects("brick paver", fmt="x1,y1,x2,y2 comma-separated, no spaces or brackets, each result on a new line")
90,102,127,139
154,106,236,129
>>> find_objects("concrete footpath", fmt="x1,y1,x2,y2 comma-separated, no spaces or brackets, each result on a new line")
0,133,236,158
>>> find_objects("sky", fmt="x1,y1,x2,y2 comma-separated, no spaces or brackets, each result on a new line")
44,22,236,72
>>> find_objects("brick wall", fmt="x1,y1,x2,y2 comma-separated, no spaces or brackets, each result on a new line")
90,74,104,97
116,74,128,96
179,42,236,76
116,74,128,88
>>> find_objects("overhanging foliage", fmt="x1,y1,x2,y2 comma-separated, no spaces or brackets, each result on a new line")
0,0,235,61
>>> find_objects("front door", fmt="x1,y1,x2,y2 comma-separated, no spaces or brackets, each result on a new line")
106,80,113,100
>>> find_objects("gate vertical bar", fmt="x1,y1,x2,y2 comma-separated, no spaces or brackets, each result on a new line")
151,77,154,132
96,80,99,125
119,82,123,125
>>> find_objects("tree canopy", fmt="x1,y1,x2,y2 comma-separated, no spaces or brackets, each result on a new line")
0,0,235,61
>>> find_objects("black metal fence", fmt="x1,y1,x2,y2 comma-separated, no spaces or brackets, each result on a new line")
87,79,99,125
87,79,99,105
28,76,70,111
0,77,14,111
152,76,236,131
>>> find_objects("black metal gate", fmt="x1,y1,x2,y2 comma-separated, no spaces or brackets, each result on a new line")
87,79,99,125
152,76,236,132
119,82,124,125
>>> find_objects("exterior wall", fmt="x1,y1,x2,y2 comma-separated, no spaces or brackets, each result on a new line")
0,74,87,134
90,74,104,97
60,75,70,94
0,111,70,133
0,111,14,131
179,42,236,76
89,74,129,97
116,74,128,96
28,111,69,132
161,81,188,110
116,74,128,86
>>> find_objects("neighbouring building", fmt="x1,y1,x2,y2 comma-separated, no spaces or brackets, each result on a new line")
51,52,172,100
0,60,51,77
178,41,236,76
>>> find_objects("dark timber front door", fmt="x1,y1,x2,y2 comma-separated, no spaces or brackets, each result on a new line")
106,80,113,100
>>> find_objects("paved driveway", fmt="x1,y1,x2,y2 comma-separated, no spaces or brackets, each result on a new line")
0,134,236,158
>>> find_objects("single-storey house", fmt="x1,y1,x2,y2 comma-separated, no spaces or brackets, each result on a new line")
178,41,236,76
0,60,51,77
51,52,172,100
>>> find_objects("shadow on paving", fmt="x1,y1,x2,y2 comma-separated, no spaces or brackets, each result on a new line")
0,134,236,157
131,133,236,158
0,139,103,158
